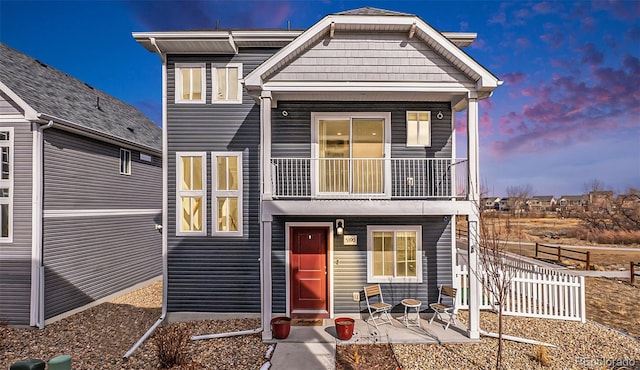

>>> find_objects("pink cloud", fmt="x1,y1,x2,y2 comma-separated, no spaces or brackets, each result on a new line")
516,37,531,49
532,2,553,14
502,72,526,86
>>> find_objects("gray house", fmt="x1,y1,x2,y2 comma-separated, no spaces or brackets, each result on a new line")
134,7,500,340
0,44,162,327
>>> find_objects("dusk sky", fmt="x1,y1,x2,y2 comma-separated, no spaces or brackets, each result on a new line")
1,0,638,197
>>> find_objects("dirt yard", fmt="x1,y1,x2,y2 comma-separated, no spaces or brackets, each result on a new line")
585,277,640,339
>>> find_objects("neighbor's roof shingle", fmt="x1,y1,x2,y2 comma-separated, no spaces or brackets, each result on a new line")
0,43,161,151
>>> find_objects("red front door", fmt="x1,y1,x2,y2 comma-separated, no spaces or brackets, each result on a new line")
290,227,328,314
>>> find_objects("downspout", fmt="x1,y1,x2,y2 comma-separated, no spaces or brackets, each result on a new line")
124,38,167,359
30,119,53,328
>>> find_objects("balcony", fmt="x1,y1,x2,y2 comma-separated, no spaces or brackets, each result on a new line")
271,158,468,200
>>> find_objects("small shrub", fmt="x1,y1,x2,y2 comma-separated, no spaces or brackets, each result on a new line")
153,324,190,368
533,345,551,366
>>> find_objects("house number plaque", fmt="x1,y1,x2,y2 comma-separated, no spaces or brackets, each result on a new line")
343,235,357,246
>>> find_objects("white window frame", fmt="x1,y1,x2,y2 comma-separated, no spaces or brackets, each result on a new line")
212,63,243,104
406,111,431,147
311,112,392,198
366,225,422,283
0,128,13,243
175,63,206,104
120,148,131,175
176,152,207,236
212,151,243,236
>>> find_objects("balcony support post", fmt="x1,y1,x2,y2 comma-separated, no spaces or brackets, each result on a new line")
466,93,481,340
260,91,273,200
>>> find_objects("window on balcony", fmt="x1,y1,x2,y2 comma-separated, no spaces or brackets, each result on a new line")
312,113,391,197
406,111,431,147
176,152,206,235
367,225,422,283
212,152,242,236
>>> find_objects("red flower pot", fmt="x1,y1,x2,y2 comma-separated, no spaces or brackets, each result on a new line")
270,317,291,339
334,317,355,340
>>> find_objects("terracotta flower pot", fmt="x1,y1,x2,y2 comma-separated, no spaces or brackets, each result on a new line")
270,317,292,339
334,317,355,340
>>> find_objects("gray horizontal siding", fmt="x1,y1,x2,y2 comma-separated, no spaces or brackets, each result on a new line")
166,50,277,313
0,122,32,325
43,213,161,319
0,93,22,116
43,128,161,210
269,32,472,84
271,216,452,314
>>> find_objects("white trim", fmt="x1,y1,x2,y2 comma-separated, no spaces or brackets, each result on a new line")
0,127,14,243
174,63,206,104
406,111,431,147
263,81,475,92
176,152,207,236
311,112,391,198
43,208,161,218
211,151,243,237
285,222,334,318
211,63,243,104
120,148,132,175
30,124,41,327
366,225,423,284
0,81,38,120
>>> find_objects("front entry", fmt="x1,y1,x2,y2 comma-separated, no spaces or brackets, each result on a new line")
290,227,328,315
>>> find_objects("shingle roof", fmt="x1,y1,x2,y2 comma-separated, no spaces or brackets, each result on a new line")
335,7,414,16
0,43,161,152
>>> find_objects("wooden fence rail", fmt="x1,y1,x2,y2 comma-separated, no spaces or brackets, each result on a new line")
632,261,640,285
535,243,591,271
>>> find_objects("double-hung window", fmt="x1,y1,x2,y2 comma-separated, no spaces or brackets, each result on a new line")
406,111,431,147
175,63,206,103
212,152,242,236
212,63,242,104
120,148,131,175
0,129,13,242
367,225,422,283
176,152,206,235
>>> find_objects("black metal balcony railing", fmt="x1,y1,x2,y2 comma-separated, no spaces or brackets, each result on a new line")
270,158,468,199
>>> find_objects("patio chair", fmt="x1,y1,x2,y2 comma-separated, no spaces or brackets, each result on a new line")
363,284,393,330
428,285,458,330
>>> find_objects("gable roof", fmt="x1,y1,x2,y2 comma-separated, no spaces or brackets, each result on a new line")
0,43,161,152
531,195,556,202
335,7,414,16
244,9,501,94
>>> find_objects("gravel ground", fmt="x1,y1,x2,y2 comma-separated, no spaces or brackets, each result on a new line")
394,311,640,370
2,280,639,369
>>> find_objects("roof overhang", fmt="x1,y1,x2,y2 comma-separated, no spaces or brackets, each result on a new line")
244,14,501,94
0,80,39,120
132,30,303,54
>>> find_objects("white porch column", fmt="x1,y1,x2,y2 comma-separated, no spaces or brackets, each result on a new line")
466,94,481,340
260,91,273,200
261,218,273,340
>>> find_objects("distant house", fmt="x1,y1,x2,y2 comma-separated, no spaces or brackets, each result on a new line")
558,195,587,209
134,7,501,340
481,197,500,210
498,197,511,211
527,195,556,211
0,44,162,327
588,190,614,211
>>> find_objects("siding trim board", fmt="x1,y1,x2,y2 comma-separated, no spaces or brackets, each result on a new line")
44,209,162,218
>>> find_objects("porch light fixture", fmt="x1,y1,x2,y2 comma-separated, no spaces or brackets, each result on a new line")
336,219,344,236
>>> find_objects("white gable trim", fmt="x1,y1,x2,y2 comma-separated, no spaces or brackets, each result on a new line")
0,81,38,120
244,14,500,91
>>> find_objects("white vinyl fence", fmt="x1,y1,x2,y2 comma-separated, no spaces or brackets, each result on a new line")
455,264,586,322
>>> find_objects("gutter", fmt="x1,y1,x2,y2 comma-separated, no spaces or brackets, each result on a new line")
123,40,168,360
30,120,54,328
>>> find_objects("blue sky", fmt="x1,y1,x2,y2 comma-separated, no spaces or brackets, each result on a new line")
1,0,638,196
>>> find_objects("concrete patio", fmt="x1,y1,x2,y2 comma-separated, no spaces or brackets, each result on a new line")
266,313,476,345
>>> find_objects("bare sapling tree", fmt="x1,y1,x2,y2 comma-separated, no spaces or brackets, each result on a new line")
464,213,519,370
506,184,533,218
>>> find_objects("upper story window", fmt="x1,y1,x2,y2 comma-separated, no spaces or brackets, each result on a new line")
212,152,243,236
175,63,206,103
0,128,13,242
212,63,242,104
120,148,131,175
176,152,206,235
367,225,422,283
406,111,431,147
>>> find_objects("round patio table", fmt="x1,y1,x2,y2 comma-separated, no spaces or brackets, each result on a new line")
401,298,422,327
